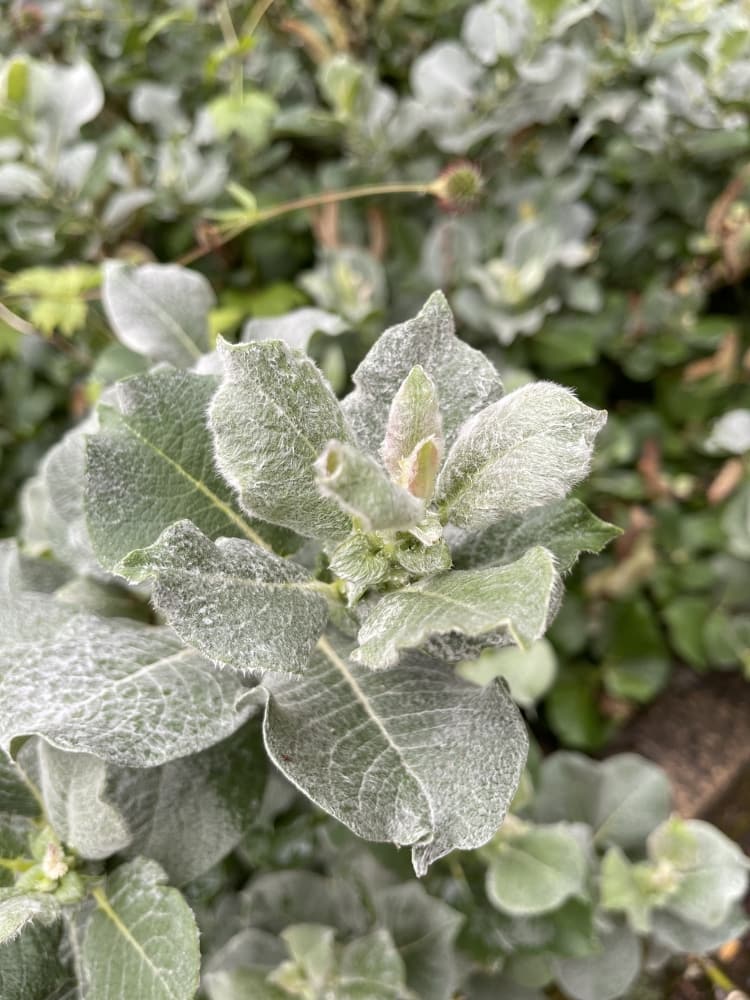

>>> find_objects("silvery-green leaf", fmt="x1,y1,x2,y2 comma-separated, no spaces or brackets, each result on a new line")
532,753,672,850
436,383,606,531
458,639,557,709
450,499,621,572
83,858,200,1000
339,928,408,997
552,925,640,1000
261,638,528,875
382,366,444,484
205,969,287,1000
599,848,670,935
210,339,352,541
486,823,588,916
0,541,70,596
393,537,452,578
125,520,327,676
0,753,38,818
0,914,66,1000
329,533,391,604
0,894,59,945
21,420,100,576
648,818,749,927
28,59,104,144
243,870,368,938
54,577,150,622
205,928,288,989
315,441,424,531
353,546,560,669
31,742,131,861
372,883,463,1000
85,370,283,575
651,903,749,954
109,721,266,885
242,308,347,350
0,595,254,766
342,291,503,459
274,924,335,992
102,261,213,366
706,409,750,454
462,0,532,64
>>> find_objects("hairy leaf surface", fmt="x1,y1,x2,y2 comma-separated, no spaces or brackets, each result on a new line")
210,339,352,541
342,291,503,458
103,261,213,366
315,441,424,531
125,520,327,675
0,915,66,1000
437,383,606,530
354,546,560,669
532,753,672,850
83,858,200,1000
262,639,527,875
85,371,282,574
0,596,254,766
450,499,621,572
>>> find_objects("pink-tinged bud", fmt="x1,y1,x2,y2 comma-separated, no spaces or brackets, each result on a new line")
404,437,442,500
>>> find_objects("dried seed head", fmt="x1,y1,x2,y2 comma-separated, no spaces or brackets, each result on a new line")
431,161,484,213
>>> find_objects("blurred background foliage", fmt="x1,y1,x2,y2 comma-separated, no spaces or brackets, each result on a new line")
3,0,749,751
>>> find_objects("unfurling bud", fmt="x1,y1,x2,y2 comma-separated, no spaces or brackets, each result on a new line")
382,365,444,499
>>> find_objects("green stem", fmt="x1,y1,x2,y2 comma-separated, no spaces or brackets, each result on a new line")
0,858,34,872
696,956,737,993
178,179,437,266
217,0,243,100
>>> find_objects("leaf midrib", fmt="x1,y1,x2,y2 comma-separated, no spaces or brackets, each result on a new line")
92,886,180,1000
118,271,203,362
315,636,432,828
119,417,267,549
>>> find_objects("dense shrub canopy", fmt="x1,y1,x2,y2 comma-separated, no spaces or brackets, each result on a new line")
1,1,749,997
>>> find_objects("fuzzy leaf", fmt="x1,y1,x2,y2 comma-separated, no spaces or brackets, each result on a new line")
599,847,671,934
436,383,606,530
329,533,392,604
242,308,347,350
353,546,560,669
338,928,408,996
102,261,214,366
315,441,424,531
458,639,557,709
0,595,254,766
382,366,444,484
125,520,327,676
108,722,266,885
648,818,749,928
210,339,352,541
0,752,39,818
342,291,503,458
0,894,59,945
86,371,287,575
21,420,101,577
32,742,131,860
486,824,588,917
373,883,463,1000
261,639,528,875
450,499,621,572
243,871,369,937
0,915,66,1000
83,858,200,1000
532,753,672,850
552,926,640,1000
